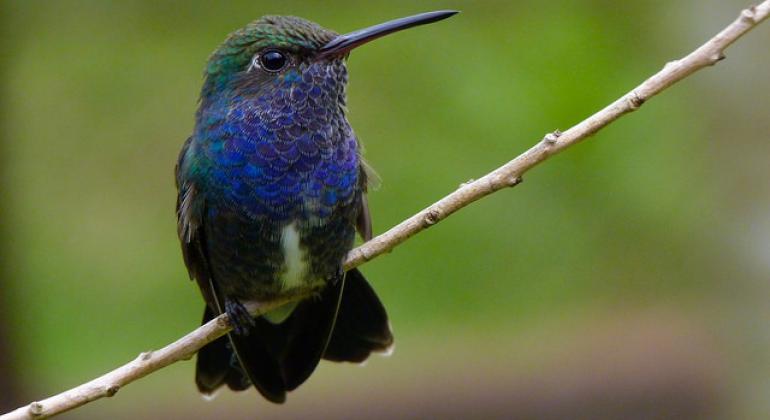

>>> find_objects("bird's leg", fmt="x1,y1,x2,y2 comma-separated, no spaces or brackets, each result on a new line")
328,267,345,286
225,298,256,336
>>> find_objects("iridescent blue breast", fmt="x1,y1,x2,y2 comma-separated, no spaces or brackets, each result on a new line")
188,60,359,225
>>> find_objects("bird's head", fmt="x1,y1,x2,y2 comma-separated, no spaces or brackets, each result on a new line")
200,11,458,102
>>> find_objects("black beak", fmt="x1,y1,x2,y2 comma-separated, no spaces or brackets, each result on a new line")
319,10,459,57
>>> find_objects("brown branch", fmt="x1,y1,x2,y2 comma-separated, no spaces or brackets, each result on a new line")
3,2,769,419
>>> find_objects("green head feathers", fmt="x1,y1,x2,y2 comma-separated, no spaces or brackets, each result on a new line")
200,11,458,93
205,16,337,81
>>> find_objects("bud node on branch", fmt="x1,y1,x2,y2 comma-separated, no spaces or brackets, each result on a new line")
424,209,441,225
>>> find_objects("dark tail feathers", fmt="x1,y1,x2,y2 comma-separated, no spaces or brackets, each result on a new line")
195,268,393,403
323,268,393,362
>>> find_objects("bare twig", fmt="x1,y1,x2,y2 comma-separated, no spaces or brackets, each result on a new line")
3,2,769,419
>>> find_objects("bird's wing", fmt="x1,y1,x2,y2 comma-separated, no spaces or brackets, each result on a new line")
175,137,217,307
356,160,375,242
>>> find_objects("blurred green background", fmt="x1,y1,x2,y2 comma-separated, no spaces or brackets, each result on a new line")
2,0,769,418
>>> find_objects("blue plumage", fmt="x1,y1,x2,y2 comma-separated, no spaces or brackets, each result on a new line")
181,61,358,226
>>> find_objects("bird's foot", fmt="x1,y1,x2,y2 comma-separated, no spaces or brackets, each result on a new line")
225,298,255,336
329,267,345,286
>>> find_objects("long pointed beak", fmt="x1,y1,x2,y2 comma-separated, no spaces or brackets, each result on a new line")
319,10,459,57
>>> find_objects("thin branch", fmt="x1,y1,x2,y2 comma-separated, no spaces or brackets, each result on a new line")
3,2,769,419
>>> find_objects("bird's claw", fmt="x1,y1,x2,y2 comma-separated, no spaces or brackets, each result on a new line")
329,267,345,286
225,298,255,335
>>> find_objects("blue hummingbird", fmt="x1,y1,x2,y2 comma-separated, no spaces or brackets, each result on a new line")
175,10,457,403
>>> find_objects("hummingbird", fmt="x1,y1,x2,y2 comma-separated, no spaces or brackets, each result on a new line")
175,10,457,403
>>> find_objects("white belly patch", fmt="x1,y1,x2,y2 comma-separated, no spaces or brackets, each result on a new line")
279,222,308,290
262,223,308,324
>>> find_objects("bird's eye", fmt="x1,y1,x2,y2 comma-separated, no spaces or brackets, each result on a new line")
259,50,288,72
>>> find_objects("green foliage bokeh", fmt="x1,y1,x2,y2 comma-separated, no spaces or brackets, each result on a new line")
3,0,769,418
